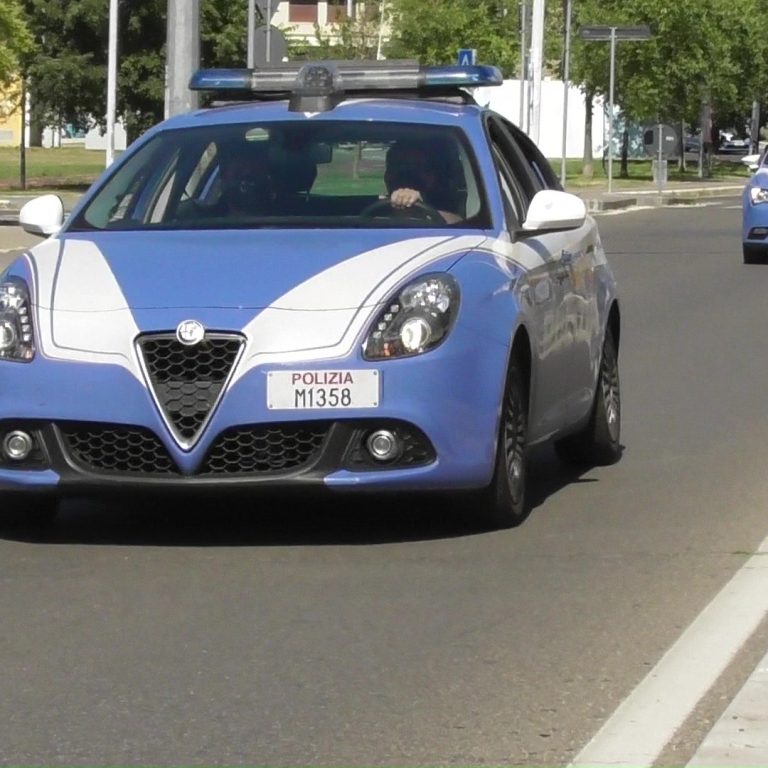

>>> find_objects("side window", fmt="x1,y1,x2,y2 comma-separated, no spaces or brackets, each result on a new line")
501,117,562,190
486,116,539,207
490,145,523,230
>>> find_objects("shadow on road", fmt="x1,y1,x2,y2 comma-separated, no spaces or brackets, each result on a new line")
0,445,607,547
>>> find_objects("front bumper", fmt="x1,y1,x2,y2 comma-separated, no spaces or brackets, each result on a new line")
0,325,509,497
742,194,768,243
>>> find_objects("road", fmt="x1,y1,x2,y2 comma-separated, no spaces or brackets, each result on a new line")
1,199,767,765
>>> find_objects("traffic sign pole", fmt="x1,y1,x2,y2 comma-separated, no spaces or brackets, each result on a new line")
579,24,651,195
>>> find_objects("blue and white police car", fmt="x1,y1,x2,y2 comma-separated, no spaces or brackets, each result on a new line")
5,61,621,528
742,147,768,263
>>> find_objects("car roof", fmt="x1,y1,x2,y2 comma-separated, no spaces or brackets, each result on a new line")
157,96,487,132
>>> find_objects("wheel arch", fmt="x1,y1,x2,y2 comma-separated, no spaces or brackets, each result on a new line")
607,300,620,353
510,324,532,404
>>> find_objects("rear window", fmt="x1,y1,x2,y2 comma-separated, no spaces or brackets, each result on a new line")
69,121,490,231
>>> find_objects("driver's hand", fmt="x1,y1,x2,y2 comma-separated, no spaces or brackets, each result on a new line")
390,187,423,208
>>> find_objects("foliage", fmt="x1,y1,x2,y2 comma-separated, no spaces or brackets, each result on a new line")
0,0,33,94
386,0,520,76
569,0,768,129
19,0,251,144
289,2,385,61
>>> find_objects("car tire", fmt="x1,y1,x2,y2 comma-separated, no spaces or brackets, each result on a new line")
743,244,768,264
555,326,621,467
478,360,529,530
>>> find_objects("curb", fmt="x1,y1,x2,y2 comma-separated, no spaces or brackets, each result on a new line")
583,185,743,213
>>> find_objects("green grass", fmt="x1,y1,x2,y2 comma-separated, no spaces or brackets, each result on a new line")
558,156,749,189
0,145,750,195
0,145,107,190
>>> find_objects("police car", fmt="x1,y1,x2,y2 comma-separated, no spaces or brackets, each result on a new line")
742,147,768,263
6,60,621,528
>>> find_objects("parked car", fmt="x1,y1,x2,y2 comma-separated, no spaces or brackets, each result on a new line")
742,148,768,263
6,61,621,529
684,134,701,153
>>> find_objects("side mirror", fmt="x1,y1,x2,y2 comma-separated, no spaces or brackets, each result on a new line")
521,189,587,233
19,194,65,237
749,163,759,172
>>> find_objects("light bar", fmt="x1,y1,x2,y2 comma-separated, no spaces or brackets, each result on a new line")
422,65,503,87
189,61,503,95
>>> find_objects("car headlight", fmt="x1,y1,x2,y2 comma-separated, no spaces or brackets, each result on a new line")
750,187,768,205
0,278,35,362
363,274,460,359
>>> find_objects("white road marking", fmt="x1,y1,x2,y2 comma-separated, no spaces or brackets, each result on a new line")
686,649,768,765
569,534,768,766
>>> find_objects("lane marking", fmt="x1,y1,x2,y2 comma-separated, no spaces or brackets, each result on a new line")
569,534,768,767
686,648,768,765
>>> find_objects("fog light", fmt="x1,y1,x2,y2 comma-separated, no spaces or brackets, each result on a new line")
366,429,401,462
2,430,33,461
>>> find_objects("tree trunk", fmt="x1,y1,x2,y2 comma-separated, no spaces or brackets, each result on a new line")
620,121,629,178
582,88,594,179
679,119,686,172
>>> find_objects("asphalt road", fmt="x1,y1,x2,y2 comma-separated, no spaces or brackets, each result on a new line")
1,199,767,765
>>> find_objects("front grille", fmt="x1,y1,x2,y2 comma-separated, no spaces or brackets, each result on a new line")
61,424,179,475
200,422,332,475
137,333,243,445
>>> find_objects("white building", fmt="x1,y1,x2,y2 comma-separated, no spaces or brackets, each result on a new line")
473,79,605,159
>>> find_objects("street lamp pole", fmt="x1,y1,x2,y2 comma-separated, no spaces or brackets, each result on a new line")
559,0,572,187
106,0,118,167
247,0,256,67
519,1,527,131
529,0,545,143
165,0,200,118
607,26,616,193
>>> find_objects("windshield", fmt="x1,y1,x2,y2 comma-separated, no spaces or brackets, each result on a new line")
69,121,489,231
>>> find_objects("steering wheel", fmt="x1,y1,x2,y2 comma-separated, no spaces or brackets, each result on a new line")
361,199,445,225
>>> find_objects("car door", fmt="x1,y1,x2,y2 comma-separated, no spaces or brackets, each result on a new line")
502,118,600,425
485,116,571,441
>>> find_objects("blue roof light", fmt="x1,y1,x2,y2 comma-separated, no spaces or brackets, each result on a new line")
189,61,503,112
423,65,503,87
190,61,503,95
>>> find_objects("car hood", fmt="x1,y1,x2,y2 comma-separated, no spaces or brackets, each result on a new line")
20,229,486,377
25,230,484,312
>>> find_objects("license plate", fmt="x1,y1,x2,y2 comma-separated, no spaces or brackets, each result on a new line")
267,370,380,410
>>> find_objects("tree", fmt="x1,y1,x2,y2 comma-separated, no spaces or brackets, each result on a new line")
386,0,520,75
567,0,763,174
290,2,386,61
20,0,251,145
0,0,32,87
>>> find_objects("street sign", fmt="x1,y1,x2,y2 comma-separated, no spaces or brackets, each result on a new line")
457,48,477,66
643,124,678,159
579,25,652,41
578,23,653,193
252,25,287,64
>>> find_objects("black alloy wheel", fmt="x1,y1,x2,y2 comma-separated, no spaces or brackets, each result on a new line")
479,361,529,529
555,325,621,466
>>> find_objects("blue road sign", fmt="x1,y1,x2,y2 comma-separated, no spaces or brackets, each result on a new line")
457,48,477,66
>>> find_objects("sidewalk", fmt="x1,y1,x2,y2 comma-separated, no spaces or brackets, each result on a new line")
570,178,744,212
0,179,747,225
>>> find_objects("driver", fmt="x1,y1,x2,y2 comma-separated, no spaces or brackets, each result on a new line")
216,140,275,217
384,140,462,224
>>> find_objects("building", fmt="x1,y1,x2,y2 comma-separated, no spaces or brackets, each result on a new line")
0,80,22,147
474,79,605,159
272,0,386,46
